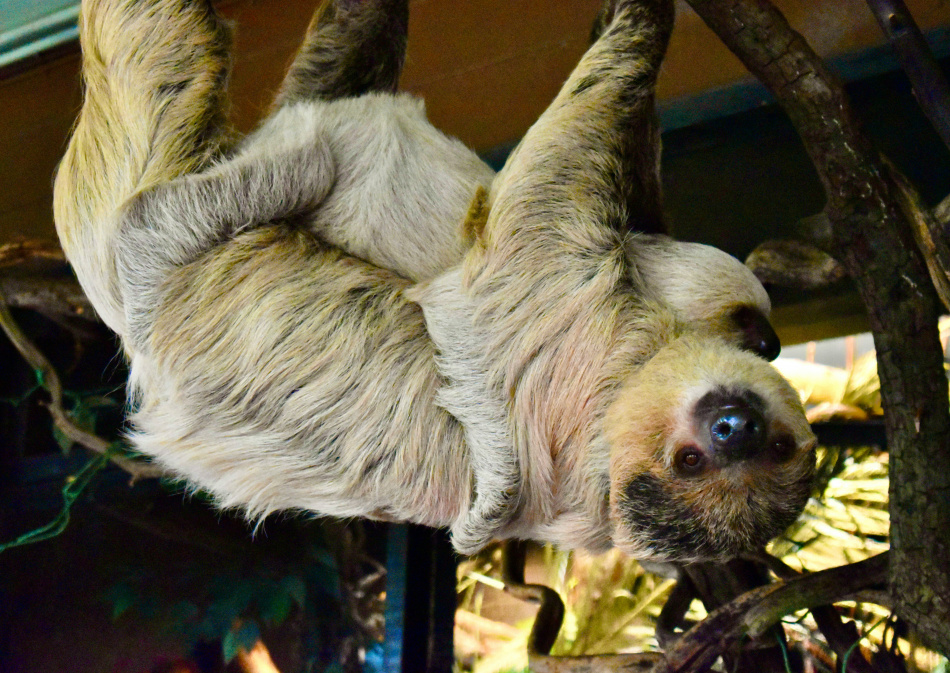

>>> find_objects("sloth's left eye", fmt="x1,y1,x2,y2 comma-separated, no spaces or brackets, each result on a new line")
675,446,706,475
770,436,797,463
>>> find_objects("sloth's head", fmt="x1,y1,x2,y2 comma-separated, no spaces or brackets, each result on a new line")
626,235,782,361
603,335,816,563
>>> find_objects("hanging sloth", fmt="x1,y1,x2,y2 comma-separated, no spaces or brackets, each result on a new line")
53,0,815,560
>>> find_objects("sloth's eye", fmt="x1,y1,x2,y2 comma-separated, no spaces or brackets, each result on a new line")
770,437,797,462
675,446,706,474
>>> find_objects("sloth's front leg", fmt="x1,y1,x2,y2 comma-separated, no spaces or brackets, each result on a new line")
54,0,233,337
465,0,677,390
484,0,674,255
272,0,409,107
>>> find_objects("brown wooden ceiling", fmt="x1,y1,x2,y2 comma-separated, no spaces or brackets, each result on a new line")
2,0,949,245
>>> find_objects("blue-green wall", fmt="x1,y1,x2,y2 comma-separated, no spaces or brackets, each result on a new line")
0,1,78,69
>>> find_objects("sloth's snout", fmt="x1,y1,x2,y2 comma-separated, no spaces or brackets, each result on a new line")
695,390,768,464
708,403,765,461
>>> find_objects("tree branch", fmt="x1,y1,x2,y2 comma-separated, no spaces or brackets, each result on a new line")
685,0,950,653
0,240,97,320
745,238,845,289
0,286,163,482
654,553,889,673
503,551,890,672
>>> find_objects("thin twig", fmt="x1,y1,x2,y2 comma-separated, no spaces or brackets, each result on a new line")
0,286,163,481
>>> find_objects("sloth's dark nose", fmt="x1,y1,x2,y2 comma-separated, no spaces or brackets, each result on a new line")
707,403,766,462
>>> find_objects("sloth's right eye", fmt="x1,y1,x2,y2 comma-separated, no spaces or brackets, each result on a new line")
675,446,706,475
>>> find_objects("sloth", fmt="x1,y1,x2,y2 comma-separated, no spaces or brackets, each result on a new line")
53,0,816,560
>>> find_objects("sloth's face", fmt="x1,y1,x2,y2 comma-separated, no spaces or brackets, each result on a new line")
604,335,816,563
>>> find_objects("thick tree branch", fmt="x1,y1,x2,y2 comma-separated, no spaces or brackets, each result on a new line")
685,0,950,654
0,240,97,320
654,553,889,673
745,238,845,289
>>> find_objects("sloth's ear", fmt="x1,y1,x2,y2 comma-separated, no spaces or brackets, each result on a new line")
732,306,781,361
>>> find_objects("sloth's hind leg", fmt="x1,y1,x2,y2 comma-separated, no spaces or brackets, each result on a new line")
273,0,410,108
116,142,335,350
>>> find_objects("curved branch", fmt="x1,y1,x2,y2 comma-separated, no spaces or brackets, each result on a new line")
750,552,880,673
654,553,889,673
0,287,163,482
0,239,97,320
745,239,846,290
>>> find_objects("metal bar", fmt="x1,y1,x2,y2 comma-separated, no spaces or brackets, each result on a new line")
0,4,79,70
383,524,456,672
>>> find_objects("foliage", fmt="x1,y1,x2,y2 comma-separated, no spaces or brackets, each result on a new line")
0,374,125,552
101,533,342,665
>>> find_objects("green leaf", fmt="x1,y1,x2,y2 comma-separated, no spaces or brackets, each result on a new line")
222,620,260,663
69,400,98,433
105,582,138,621
280,575,307,608
51,424,74,452
260,589,293,626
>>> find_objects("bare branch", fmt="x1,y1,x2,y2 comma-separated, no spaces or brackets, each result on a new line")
0,239,67,267
530,652,662,673
654,553,889,673
0,286,163,482
746,239,845,289
686,0,950,652
0,239,97,320
503,553,889,673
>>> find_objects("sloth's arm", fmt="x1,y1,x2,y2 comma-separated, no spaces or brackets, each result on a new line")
273,0,409,107
484,0,674,262
53,0,232,336
457,0,676,423
116,143,336,349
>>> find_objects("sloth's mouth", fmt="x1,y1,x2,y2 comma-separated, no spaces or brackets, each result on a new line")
617,468,813,563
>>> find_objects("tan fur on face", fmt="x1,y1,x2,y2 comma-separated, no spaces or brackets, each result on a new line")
605,336,816,561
